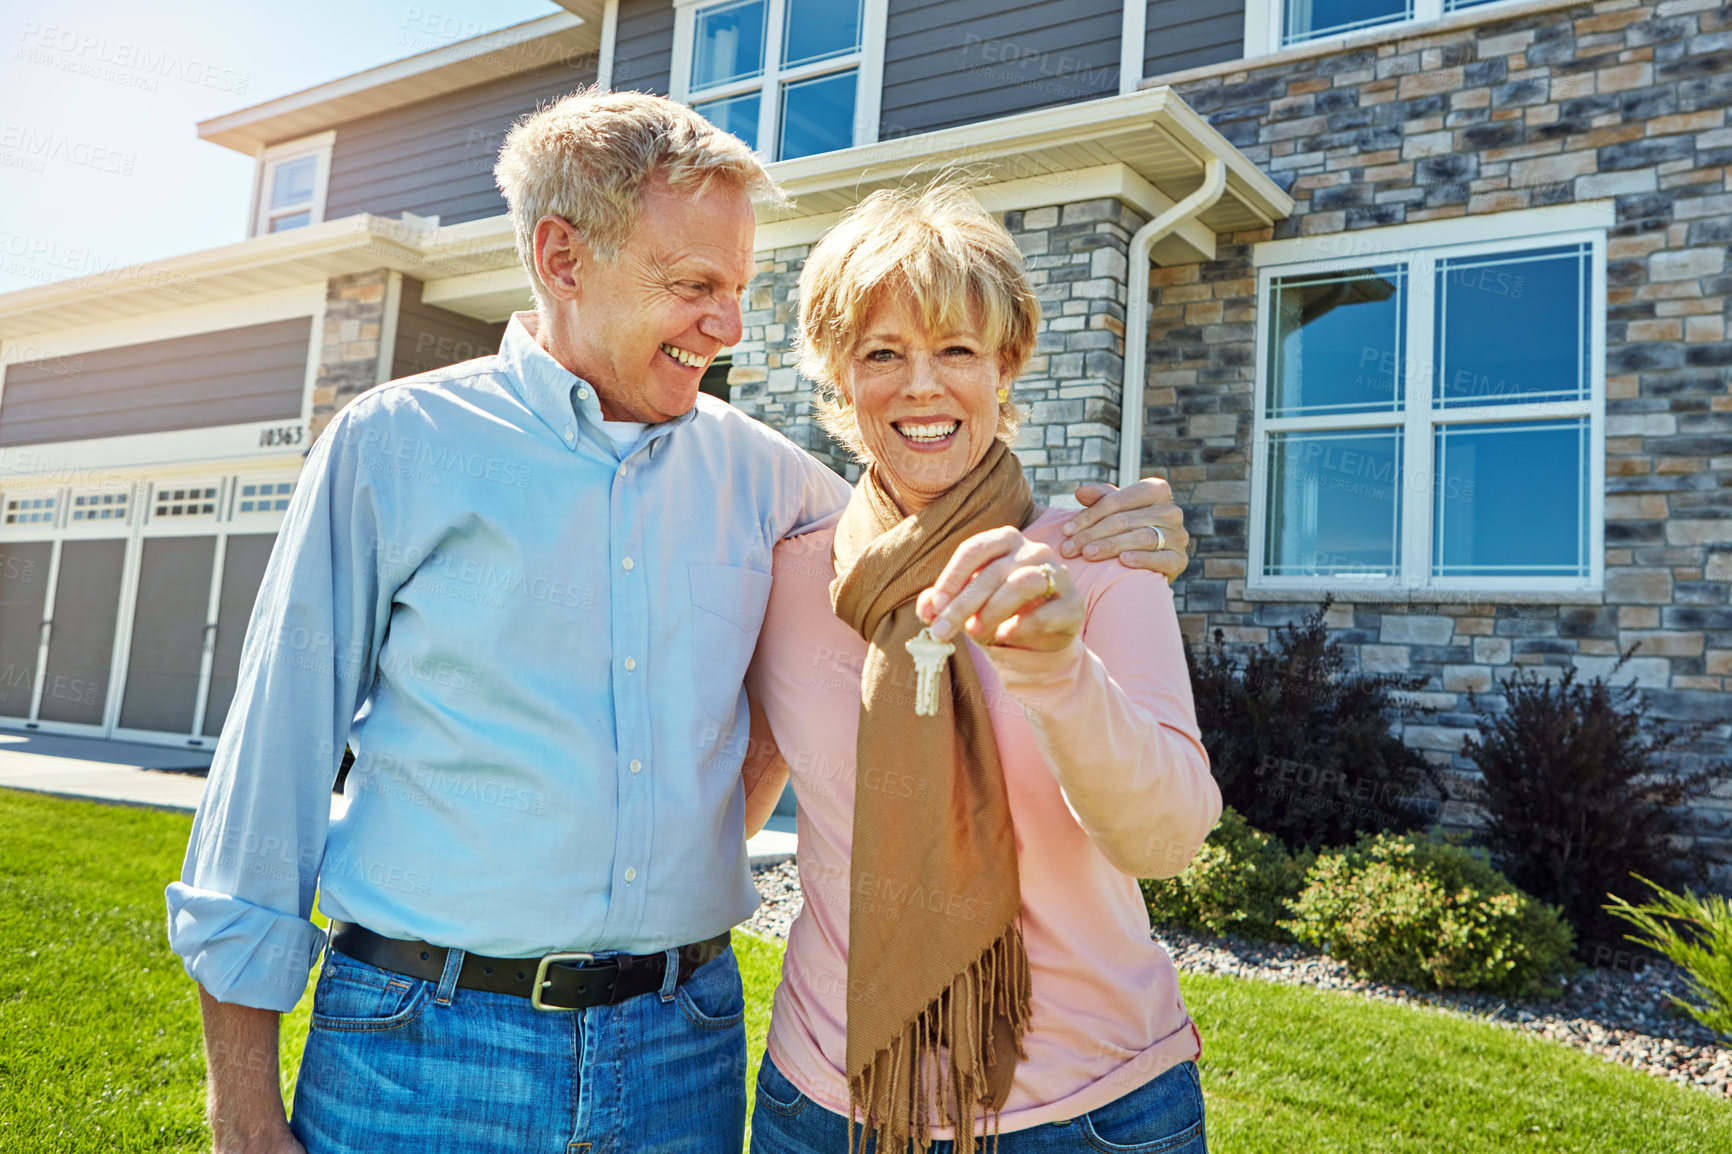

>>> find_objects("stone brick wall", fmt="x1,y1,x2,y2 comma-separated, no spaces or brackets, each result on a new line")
1138,0,1732,874
725,244,855,478
729,199,1141,505
310,270,390,440
1003,199,1139,505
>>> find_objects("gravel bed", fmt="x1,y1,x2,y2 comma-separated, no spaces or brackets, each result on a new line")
745,859,804,941
749,860,1732,1099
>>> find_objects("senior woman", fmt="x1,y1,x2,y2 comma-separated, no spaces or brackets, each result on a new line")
742,184,1221,1154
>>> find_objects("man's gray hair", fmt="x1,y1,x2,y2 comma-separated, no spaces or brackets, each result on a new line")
494,87,784,309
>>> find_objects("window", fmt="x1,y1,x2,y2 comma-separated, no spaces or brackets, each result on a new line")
1258,0,1516,50
2,493,56,526
252,132,333,237
673,0,878,161
235,481,295,516
1251,232,1603,594
70,490,130,524
152,484,219,520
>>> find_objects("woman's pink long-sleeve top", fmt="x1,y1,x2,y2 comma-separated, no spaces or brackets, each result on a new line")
745,507,1222,1136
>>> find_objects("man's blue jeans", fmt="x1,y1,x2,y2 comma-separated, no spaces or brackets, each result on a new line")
290,940,747,1153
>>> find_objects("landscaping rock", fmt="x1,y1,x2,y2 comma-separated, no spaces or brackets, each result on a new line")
747,860,1732,1099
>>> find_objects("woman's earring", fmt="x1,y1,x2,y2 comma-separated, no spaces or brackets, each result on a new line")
997,387,1010,403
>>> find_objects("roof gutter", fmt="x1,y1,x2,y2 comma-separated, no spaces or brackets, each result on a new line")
1118,156,1225,487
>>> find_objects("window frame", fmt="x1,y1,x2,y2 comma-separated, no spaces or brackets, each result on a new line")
1248,225,1607,598
1242,0,1524,54
250,131,335,238
669,0,887,159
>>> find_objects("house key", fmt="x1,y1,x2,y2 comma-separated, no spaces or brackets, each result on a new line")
905,626,954,717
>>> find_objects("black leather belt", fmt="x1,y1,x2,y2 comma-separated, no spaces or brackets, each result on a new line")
327,920,730,1011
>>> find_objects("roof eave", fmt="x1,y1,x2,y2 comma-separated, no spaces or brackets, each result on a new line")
197,8,600,155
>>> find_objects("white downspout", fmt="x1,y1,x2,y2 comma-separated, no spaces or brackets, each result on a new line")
1117,156,1227,486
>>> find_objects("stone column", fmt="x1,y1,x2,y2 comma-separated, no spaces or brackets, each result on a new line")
309,270,391,441
727,243,855,478
1002,199,1137,505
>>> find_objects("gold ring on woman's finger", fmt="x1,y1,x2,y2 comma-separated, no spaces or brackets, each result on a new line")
1038,563,1059,601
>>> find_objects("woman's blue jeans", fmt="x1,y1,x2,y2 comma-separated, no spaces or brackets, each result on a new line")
289,941,748,1153
750,1051,1207,1153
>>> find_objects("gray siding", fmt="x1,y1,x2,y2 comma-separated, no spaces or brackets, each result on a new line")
880,0,1122,138
391,278,509,379
614,0,674,95
0,318,311,447
323,58,598,225
1145,0,1244,80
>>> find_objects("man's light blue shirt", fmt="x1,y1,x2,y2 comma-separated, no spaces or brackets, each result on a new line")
167,314,850,1011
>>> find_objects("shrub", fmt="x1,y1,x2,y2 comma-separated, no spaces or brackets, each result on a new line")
1281,830,1576,996
1606,875,1732,1039
1142,806,1314,941
1187,599,1450,853
1460,659,1732,960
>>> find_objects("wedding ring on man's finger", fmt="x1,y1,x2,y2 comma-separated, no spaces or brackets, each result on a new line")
1038,563,1059,601
1148,524,1168,552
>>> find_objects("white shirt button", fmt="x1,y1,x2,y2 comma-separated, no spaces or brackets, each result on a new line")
577,387,590,401
622,556,634,572
624,867,637,882
564,428,575,443
624,656,636,672
630,759,642,774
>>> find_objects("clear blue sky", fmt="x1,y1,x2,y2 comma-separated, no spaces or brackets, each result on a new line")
0,0,561,295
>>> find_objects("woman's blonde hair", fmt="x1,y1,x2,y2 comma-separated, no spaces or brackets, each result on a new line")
795,183,1040,461
494,87,782,310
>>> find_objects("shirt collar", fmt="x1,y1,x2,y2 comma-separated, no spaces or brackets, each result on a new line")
499,311,697,453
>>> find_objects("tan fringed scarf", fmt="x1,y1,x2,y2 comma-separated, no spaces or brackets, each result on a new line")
829,440,1036,1154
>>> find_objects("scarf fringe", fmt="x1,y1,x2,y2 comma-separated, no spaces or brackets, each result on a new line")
848,922,1032,1154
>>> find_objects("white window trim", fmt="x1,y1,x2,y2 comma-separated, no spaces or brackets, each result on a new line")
1244,0,1525,56
670,0,887,156
1247,218,1607,599
597,0,621,90
250,130,335,238
1120,0,1147,95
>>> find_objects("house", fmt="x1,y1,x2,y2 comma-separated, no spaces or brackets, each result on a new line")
0,0,1725,879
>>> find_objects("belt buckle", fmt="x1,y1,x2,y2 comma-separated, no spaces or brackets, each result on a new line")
531,951,598,1011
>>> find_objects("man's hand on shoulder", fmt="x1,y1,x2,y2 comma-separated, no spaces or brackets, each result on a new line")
1057,478,1190,580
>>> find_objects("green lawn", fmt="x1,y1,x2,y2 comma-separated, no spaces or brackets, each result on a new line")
2,788,1728,1152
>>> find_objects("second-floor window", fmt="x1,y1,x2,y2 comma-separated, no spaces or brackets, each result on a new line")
1276,0,1508,49
675,0,866,161
252,132,333,237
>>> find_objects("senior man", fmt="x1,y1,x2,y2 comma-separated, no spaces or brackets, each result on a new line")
168,89,1192,1154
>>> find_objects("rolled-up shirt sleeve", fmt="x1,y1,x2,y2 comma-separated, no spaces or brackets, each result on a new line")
983,570,1221,880
166,406,392,1010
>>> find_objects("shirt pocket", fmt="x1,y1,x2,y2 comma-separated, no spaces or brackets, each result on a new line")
689,562,773,724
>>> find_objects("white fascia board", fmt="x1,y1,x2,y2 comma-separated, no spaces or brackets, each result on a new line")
0,283,325,362
763,86,1292,227
750,163,1217,262
0,216,504,338
198,11,595,154
1253,200,1617,266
